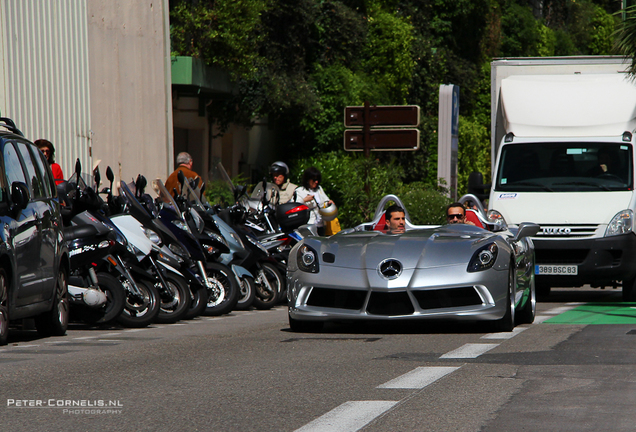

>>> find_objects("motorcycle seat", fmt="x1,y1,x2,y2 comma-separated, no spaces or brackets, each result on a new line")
63,224,99,240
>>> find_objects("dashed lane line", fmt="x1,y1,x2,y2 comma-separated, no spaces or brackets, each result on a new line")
294,401,398,432
377,366,460,389
481,327,527,340
439,343,499,359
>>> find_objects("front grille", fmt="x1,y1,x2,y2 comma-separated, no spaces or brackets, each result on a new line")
366,292,414,316
535,224,599,238
535,249,589,265
412,287,483,310
306,287,366,310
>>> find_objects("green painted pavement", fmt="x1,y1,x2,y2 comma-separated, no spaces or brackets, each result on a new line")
545,303,636,324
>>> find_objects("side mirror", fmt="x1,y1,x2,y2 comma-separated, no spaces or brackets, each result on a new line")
74,159,81,177
106,166,114,183
93,166,101,189
177,170,185,187
514,222,540,242
11,182,30,211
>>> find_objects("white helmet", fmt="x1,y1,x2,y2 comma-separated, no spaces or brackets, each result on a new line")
319,202,338,221
270,161,289,177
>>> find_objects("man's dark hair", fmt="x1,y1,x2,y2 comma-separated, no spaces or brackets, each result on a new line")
446,202,466,215
385,204,405,221
301,166,322,189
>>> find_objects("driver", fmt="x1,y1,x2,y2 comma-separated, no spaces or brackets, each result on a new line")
385,205,406,234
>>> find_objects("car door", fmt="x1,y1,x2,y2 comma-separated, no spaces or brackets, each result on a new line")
20,142,58,300
2,141,43,306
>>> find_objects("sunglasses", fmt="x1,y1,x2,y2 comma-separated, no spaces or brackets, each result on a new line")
447,213,464,220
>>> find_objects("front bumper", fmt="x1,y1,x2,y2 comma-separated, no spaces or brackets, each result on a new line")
533,232,636,287
287,264,510,323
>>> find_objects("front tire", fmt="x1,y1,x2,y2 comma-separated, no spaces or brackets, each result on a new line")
183,287,208,320
116,279,160,328
235,276,256,311
516,274,536,325
35,269,69,337
252,263,283,310
494,264,516,332
204,263,239,316
155,274,190,324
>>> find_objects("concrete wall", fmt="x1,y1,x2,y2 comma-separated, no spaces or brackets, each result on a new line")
87,0,172,186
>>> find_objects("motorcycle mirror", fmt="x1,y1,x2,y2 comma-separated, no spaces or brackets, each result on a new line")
135,175,147,197
106,166,114,183
177,170,185,186
74,158,81,177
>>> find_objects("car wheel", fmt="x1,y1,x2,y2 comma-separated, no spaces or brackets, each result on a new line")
494,264,516,332
0,268,9,345
288,314,323,333
35,269,69,337
516,275,536,325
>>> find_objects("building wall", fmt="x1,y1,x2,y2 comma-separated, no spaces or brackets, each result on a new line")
87,0,172,186
0,0,92,178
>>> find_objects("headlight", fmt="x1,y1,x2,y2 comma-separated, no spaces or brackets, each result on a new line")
142,227,162,245
467,242,498,272
172,220,188,231
605,209,633,237
204,229,228,247
230,232,245,249
297,244,319,273
168,242,189,259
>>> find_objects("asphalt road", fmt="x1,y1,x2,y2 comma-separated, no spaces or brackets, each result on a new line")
1,286,635,432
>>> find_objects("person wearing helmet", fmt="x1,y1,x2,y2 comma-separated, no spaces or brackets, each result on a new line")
294,167,334,236
270,161,297,204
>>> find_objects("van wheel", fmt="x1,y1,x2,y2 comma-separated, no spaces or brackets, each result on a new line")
0,268,9,345
35,269,69,337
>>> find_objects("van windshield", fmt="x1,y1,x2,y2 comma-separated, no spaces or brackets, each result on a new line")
496,143,633,192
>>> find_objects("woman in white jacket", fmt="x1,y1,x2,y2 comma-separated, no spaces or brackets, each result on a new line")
294,167,333,235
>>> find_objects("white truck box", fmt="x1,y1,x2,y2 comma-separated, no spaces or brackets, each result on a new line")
489,56,636,299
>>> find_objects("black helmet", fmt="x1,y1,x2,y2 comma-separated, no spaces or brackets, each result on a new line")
270,161,289,177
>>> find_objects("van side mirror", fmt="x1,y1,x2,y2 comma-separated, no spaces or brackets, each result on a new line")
514,222,540,242
11,182,30,211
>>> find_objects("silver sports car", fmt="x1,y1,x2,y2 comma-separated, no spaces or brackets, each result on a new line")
287,195,539,332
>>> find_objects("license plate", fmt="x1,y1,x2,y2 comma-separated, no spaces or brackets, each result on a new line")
535,265,578,275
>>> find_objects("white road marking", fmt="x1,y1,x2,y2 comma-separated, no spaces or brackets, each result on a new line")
543,306,577,315
440,343,499,359
97,339,120,342
533,315,552,324
124,328,148,333
73,336,97,340
481,327,527,340
11,344,40,349
377,366,460,389
294,401,398,432
566,302,585,306
99,332,121,337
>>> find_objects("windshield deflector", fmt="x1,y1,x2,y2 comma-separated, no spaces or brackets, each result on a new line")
496,142,633,192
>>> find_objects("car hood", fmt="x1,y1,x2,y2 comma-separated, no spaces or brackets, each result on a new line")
305,225,501,270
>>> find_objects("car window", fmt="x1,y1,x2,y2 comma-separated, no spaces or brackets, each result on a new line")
30,145,54,198
3,142,27,187
15,141,45,199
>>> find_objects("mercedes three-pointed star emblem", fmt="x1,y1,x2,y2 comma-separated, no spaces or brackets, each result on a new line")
377,258,403,280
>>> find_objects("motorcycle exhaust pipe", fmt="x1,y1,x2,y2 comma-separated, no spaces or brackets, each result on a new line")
68,284,108,307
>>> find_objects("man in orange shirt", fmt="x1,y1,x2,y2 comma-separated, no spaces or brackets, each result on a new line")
165,152,202,197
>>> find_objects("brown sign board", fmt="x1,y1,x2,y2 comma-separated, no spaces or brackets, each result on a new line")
344,105,420,127
344,129,420,151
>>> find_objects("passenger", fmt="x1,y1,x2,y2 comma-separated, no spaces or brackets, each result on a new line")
385,205,406,234
446,202,476,226
165,151,202,197
587,147,619,178
294,167,334,236
35,139,64,185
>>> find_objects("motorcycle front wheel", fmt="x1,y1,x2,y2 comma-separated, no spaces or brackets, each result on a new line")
116,279,160,328
203,263,239,316
252,262,283,310
155,273,190,324
235,276,256,311
183,286,208,320
79,272,126,325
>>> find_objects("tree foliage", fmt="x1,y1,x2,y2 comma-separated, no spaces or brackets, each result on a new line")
170,0,623,224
